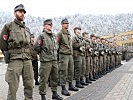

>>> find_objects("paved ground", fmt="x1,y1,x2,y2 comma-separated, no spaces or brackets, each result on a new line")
0,58,133,100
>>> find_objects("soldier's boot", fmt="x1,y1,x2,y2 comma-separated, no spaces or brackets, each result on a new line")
98,72,102,78
104,69,107,74
52,91,63,100
93,72,98,79
102,70,106,75
80,77,89,86
35,79,39,85
106,67,110,73
95,72,99,78
75,81,84,88
89,72,96,81
100,69,104,75
68,82,79,91
61,85,70,96
86,77,92,84
41,94,46,100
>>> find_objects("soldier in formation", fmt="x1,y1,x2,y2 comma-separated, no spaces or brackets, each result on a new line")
1,4,131,100
57,19,78,96
0,4,34,100
72,27,88,89
34,19,63,100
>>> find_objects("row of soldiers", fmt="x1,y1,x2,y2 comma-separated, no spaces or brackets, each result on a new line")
0,4,132,100
122,47,133,61
33,18,124,100
72,27,123,85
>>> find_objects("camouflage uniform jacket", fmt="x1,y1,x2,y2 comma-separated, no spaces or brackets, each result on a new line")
0,19,31,60
34,31,58,62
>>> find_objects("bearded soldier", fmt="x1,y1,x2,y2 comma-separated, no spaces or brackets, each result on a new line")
0,4,34,100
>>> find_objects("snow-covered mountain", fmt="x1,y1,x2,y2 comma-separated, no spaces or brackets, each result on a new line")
0,10,133,37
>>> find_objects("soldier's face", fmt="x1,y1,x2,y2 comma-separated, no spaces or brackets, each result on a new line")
62,23,69,30
92,37,96,40
84,34,89,39
75,29,81,35
96,38,100,42
102,40,105,43
14,10,25,21
44,24,52,32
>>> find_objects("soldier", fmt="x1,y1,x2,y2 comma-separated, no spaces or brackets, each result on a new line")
109,42,115,70
30,34,39,85
90,34,99,80
118,46,122,65
114,44,119,67
34,19,63,100
101,38,109,73
96,36,104,77
82,32,92,84
57,19,78,96
106,40,112,71
0,4,34,100
89,34,96,81
72,28,88,89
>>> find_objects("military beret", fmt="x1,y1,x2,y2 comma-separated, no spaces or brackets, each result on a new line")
14,4,26,13
61,18,69,24
73,27,81,31
44,19,52,25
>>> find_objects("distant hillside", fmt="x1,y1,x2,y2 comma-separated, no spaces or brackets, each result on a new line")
0,10,133,37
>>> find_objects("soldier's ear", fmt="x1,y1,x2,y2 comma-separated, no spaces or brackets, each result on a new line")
14,12,16,17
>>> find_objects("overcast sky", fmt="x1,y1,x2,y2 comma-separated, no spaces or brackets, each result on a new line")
0,0,133,18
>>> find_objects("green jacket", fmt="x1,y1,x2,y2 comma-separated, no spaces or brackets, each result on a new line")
84,38,92,57
57,29,73,55
34,31,57,62
97,41,104,56
0,19,31,60
72,34,84,56
91,40,99,56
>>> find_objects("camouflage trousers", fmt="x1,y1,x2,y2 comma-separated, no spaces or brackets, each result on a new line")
32,59,38,81
85,56,91,77
5,59,34,100
103,54,107,71
115,55,119,66
80,56,86,78
111,55,115,68
39,61,58,95
118,55,122,64
59,54,74,86
99,55,103,72
93,56,99,73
